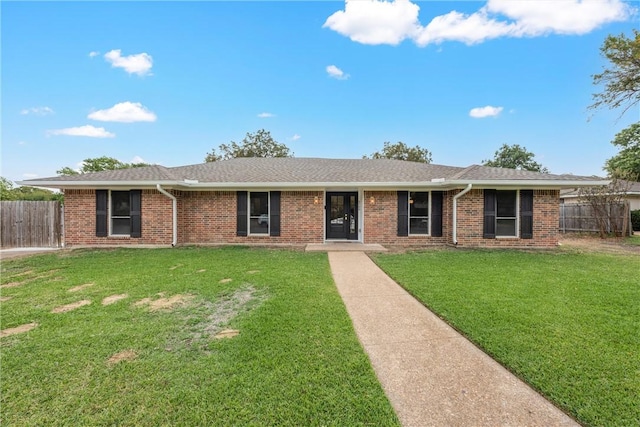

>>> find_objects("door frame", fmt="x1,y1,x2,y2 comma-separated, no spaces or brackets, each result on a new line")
325,191,359,241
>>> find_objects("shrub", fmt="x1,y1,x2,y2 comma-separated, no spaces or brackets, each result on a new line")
631,209,640,231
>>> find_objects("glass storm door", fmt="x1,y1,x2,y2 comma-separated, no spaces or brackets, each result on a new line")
326,192,358,240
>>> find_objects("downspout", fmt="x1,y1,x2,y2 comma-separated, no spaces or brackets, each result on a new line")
156,184,177,247
452,184,473,245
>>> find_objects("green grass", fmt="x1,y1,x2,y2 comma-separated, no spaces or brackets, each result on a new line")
624,234,640,246
372,249,639,427
1,247,399,426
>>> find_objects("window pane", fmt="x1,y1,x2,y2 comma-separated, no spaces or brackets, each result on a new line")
409,217,429,235
112,191,130,216
496,219,516,236
250,192,269,216
410,192,429,217
497,191,516,217
112,218,131,235
249,217,269,234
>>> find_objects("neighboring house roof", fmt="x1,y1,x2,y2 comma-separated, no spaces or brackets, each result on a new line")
19,157,609,190
560,179,640,198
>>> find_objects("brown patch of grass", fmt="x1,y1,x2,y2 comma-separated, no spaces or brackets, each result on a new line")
247,270,260,274
102,294,128,306
107,349,138,365
219,278,232,284
0,322,38,338
68,283,95,292
0,282,24,289
51,300,91,313
196,269,206,273
214,329,240,339
134,294,194,312
169,264,183,270
0,296,13,302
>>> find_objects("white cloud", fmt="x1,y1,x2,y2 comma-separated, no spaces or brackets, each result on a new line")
47,125,115,138
290,134,301,141
104,49,153,76
325,0,633,46
88,102,157,123
323,0,421,45
20,106,54,115
89,51,99,58
257,112,275,118
469,105,504,118
326,65,350,80
131,156,146,164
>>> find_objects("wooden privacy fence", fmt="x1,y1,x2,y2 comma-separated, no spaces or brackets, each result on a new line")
0,201,63,248
559,202,631,236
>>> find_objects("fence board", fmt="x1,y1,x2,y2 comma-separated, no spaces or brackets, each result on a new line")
560,202,631,235
0,201,62,248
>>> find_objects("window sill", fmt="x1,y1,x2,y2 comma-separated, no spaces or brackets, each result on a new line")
108,235,131,239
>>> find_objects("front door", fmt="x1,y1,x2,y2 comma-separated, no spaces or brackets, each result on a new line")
326,192,358,240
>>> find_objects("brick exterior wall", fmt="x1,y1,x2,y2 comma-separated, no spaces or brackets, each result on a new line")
63,189,173,246
63,188,559,248
362,191,449,246
454,189,559,248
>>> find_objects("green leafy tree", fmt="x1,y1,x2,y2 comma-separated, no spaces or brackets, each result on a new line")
57,156,151,176
0,176,62,201
589,30,640,116
205,129,292,162
482,144,549,173
604,122,640,181
363,141,432,163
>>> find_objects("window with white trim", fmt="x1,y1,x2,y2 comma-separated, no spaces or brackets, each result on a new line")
249,192,269,235
496,190,517,237
409,192,429,235
111,191,131,235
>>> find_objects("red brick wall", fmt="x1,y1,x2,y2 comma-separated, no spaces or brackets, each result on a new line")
362,191,449,246
63,189,173,246
454,189,559,247
63,188,559,248
177,191,324,244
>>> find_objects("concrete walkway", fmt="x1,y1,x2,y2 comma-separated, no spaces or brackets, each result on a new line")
328,251,579,427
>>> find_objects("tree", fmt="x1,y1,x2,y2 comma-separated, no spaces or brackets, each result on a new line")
0,176,62,201
604,122,640,181
363,141,432,163
482,144,549,173
205,129,292,162
589,30,640,117
57,156,151,176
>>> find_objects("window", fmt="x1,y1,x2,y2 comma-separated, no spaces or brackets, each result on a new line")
111,191,131,235
496,190,517,236
249,192,269,235
409,192,429,235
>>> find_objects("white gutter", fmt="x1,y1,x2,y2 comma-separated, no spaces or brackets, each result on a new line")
156,184,177,247
452,184,473,245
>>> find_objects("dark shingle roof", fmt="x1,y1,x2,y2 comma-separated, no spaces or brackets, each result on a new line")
20,157,608,188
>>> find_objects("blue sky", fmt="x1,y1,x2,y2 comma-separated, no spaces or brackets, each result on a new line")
2,1,638,183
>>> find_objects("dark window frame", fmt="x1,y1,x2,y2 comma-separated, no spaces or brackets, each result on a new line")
409,191,430,236
248,191,270,236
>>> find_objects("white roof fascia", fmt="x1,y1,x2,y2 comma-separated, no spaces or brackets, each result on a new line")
446,179,610,188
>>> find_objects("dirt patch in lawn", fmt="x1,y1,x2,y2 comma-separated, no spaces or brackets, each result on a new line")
559,235,640,255
52,300,91,313
0,282,24,289
134,293,195,312
107,349,138,365
102,294,128,306
68,283,95,292
219,278,233,284
0,322,38,338
214,329,240,339
0,296,12,302
247,270,260,274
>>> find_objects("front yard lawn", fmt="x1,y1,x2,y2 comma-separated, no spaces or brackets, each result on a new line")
1,247,399,426
372,249,639,427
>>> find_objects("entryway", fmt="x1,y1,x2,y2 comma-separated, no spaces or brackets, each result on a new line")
326,192,358,240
